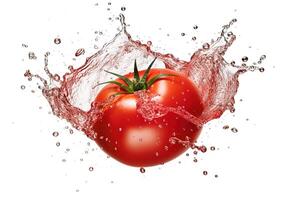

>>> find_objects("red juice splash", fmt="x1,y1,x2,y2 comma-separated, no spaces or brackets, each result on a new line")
24,14,262,152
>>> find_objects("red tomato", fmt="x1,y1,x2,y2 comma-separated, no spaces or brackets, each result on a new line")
93,65,203,167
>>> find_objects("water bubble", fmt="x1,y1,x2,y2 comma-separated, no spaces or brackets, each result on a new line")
223,125,229,129
28,52,37,60
54,38,61,44
75,48,85,57
210,146,216,151
193,25,198,29
192,36,197,41
140,167,145,173
108,2,111,5
89,167,94,171
231,127,238,133
69,129,74,134
181,33,185,36
56,142,60,147
62,159,66,162
193,150,198,155
214,174,219,178
186,153,189,157
52,131,59,137
203,171,208,175
121,7,126,11
76,189,79,192
20,85,26,90
242,56,248,62
22,44,28,48
193,157,198,162
230,61,236,66
202,43,210,49
259,67,265,72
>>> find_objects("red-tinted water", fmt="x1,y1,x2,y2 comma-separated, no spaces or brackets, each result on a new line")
24,14,262,147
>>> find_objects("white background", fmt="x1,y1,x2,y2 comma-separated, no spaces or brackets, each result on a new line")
1,0,300,199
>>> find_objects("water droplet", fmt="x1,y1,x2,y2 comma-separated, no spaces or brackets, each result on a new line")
56,142,60,147
210,146,216,151
155,152,159,157
75,48,85,57
158,124,163,128
223,125,229,129
20,85,26,90
227,31,233,36
107,123,111,127
214,174,219,178
203,171,208,175
259,67,265,72
76,189,79,192
260,55,266,60
230,61,236,66
231,127,238,133
22,44,28,48
202,43,210,49
181,33,185,36
197,145,207,153
140,167,145,173
121,7,126,11
53,74,60,81
118,127,122,132
28,52,37,60
193,25,198,29
62,158,66,162
193,157,198,162
52,131,59,137
89,167,94,171
54,38,61,44
68,65,74,71
242,56,248,62
164,146,169,151
192,36,197,41
186,153,189,157
108,2,111,5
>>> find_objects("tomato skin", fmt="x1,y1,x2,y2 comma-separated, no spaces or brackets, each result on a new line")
93,68,203,167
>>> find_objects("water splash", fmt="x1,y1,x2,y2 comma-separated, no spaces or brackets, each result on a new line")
24,14,260,140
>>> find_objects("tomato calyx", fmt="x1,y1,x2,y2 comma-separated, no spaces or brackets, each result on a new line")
96,58,176,96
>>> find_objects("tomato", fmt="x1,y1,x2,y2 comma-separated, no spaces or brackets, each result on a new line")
93,59,203,167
